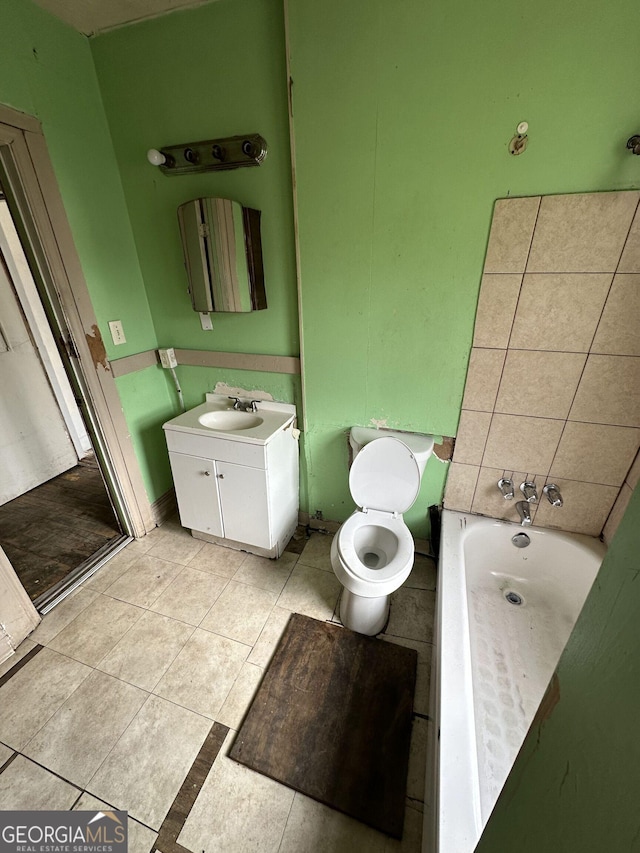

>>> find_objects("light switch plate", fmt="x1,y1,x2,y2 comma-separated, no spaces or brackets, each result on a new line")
109,320,126,345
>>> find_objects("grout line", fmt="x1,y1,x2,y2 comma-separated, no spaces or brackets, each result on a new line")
0,643,44,689
0,751,18,775
276,791,298,853
154,721,229,853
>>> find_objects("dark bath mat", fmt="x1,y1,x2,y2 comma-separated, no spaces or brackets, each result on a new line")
229,612,417,839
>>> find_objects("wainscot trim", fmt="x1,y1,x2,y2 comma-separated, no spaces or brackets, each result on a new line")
109,348,301,378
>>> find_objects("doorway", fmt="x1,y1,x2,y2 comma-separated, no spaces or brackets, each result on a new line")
0,192,125,605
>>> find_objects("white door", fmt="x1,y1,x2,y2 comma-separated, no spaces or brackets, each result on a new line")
168,451,224,537
217,461,271,548
0,543,40,664
0,255,78,505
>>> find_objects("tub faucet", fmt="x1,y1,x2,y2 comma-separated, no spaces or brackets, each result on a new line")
520,481,538,503
497,478,514,499
543,483,563,507
516,501,532,526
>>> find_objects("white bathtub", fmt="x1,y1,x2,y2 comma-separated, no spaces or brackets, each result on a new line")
427,510,605,853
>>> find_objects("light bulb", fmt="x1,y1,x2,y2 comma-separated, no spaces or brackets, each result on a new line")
147,148,166,166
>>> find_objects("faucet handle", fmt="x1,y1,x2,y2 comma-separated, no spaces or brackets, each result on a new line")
227,396,242,410
249,400,261,413
520,481,538,503
498,478,514,499
543,483,563,507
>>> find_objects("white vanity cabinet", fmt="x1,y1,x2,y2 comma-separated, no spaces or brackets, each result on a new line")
163,399,299,558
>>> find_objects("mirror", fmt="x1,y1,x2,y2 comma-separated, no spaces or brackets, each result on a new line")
177,197,266,313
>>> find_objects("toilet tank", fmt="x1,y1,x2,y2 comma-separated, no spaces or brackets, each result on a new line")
349,427,434,475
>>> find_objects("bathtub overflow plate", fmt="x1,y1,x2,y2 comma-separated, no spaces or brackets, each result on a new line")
511,532,530,548
505,591,524,606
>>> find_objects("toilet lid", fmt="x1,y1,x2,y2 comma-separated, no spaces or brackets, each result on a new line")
349,436,421,514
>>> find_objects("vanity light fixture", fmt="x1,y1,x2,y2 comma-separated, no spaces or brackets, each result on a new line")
146,134,267,175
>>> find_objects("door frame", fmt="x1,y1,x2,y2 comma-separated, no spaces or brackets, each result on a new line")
0,104,153,539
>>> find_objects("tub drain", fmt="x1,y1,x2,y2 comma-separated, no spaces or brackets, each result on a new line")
505,591,523,606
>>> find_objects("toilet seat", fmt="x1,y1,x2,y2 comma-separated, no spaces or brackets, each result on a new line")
349,436,421,514
335,509,415,593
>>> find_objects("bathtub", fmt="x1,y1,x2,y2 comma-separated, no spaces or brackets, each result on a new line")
426,510,606,853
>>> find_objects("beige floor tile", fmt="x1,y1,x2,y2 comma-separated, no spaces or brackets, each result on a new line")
232,552,298,594
97,610,194,690
88,694,211,830
382,636,432,717
178,731,294,853
0,755,80,809
48,594,144,667
187,541,248,577
145,530,204,565
247,606,292,668
405,555,436,591
29,588,99,645
217,661,264,730
0,647,91,749
527,191,639,273
150,567,228,626
105,554,184,608
483,196,540,274
386,588,436,644
74,794,158,853
0,743,13,766
384,805,423,853
495,350,586,420
0,639,36,679
24,669,147,788
407,717,428,805
569,354,640,427
278,793,387,853
200,581,277,645
298,532,334,571
277,564,341,621
154,628,249,719
82,546,140,592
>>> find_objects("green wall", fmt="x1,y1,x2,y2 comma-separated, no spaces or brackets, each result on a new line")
287,0,640,536
91,0,299,503
0,0,173,504
476,485,640,851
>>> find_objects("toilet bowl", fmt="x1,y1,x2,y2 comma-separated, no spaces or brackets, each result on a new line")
331,427,434,635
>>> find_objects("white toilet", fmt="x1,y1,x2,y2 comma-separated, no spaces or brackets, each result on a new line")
330,426,434,636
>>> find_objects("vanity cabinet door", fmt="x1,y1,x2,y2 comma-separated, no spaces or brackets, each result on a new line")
168,451,223,537
216,461,271,548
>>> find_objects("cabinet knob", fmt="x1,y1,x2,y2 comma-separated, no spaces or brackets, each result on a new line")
217,473,225,479
203,470,211,476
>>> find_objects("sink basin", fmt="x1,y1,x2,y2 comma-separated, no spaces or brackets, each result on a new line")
197,410,264,431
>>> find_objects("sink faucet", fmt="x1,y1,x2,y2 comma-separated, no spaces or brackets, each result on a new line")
520,481,538,503
228,396,260,413
516,501,532,526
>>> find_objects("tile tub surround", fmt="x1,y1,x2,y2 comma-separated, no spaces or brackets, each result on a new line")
445,191,640,537
0,526,436,853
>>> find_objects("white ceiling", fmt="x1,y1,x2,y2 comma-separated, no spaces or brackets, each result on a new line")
31,0,219,36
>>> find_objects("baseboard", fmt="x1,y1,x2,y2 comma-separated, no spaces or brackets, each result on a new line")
151,488,178,527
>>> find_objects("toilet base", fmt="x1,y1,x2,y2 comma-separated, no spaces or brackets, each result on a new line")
339,588,390,636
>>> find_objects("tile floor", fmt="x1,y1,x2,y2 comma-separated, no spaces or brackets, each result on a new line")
0,519,436,853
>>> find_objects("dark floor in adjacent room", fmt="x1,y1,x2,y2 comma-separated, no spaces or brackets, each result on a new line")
0,456,121,600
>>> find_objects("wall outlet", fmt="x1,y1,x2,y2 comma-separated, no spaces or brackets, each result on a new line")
108,320,126,345
158,347,178,369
